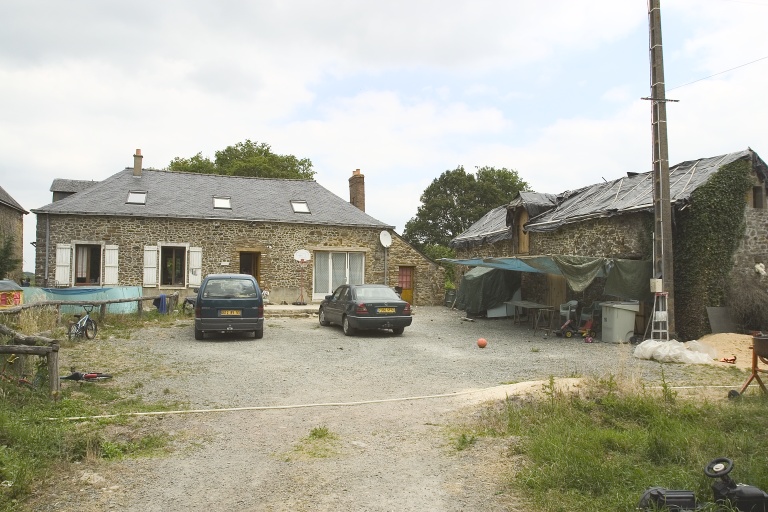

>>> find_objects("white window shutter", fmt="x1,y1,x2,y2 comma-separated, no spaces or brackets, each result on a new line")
55,244,72,287
188,247,202,286
103,245,119,285
143,246,158,286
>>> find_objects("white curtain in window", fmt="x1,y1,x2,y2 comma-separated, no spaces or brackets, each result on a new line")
314,252,330,294
331,253,347,290
348,253,364,285
76,246,88,279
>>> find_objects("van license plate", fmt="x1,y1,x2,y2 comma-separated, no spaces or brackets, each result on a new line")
220,310,241,316
378,307,395,314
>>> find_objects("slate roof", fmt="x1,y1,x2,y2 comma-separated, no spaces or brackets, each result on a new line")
525,149,767,232
49,178,98,193
32,168,392,229
0,186,28,214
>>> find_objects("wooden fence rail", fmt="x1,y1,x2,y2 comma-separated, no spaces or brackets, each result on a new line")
0,292,180,322
0,324,60,395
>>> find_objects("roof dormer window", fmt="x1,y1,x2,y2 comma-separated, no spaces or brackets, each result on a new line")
213,196,231,209
291,200,310,213
127,191,147,205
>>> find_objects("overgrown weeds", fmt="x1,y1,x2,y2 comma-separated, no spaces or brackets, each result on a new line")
453,375,768,511
0,308,187,512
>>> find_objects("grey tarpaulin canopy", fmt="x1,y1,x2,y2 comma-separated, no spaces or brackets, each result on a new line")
442,255,652,300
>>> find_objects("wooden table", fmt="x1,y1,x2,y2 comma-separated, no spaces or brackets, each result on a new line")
505,300,555,335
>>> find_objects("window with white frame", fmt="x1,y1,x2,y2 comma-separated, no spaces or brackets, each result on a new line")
143,244,202,287
74,244,102,285
127,191,147,204
213,196,231,209
313,251,364,298
290,200,310,213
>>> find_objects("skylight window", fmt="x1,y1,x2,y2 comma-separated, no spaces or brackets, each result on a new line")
213,196,231,209
291,200,310,213
126,191,147,205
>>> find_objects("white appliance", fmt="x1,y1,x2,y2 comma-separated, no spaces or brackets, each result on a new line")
601,301,640,343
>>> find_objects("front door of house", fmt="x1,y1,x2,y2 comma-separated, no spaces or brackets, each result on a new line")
239,252,260,282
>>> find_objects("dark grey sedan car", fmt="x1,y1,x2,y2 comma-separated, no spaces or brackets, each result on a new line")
318,284,412,336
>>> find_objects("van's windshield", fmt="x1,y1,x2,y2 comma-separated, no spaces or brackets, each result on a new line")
203,279,259,299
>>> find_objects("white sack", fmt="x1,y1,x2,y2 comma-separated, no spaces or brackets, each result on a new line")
632,339,714,364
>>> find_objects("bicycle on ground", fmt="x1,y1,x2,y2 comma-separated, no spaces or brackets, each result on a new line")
68,305,98,340
60,370,113,382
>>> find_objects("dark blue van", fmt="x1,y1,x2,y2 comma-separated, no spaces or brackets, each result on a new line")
194,274,264,340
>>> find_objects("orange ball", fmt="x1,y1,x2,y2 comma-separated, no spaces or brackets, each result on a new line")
477,338,487,348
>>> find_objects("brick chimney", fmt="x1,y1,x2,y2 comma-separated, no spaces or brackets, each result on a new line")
133,149,143,177
349,169,365,212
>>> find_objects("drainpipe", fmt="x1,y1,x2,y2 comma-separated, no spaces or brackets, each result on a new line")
44,214,50,287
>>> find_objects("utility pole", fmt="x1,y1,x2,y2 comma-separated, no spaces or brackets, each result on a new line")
647,0,675,333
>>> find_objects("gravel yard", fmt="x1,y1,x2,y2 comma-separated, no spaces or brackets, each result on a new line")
27,306,744,512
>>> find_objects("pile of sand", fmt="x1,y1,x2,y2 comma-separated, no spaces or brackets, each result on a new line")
696,332,761,369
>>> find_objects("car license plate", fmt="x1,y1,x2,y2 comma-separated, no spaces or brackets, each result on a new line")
378,307,395,314
220,310,241,316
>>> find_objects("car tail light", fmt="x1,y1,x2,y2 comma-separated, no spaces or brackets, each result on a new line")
403,303,411,315
194,306,201,318
355,303,369,314
257,304,264,317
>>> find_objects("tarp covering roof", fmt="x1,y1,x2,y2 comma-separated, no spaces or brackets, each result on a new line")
526,149,766,232
449,192,558,249
443,255,652,300
448,205,511,249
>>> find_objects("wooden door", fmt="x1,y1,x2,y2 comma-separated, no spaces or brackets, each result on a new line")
545,274,566,309
398,267,414,304
239,252,261,282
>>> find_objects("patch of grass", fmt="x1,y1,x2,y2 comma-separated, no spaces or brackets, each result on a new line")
452,375,768,511
455,433,476,451
285,426,340,460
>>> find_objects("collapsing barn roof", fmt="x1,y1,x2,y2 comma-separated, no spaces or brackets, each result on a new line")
525,149,767,233
449,192,556,250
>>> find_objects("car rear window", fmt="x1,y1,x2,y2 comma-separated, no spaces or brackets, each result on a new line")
355,287,400,300
203,278,259,298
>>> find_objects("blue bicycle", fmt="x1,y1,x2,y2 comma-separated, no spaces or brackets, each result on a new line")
68,305,98,340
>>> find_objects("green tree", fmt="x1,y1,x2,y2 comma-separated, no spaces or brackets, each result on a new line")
0,233,21,279
168,140,315,180
403,166,528,249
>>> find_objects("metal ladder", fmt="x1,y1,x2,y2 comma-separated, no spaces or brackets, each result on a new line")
650,292,670,341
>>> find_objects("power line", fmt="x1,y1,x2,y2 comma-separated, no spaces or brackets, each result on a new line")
667,55,768,91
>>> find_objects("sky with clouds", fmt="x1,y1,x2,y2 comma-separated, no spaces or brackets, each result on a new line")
2,0,768,272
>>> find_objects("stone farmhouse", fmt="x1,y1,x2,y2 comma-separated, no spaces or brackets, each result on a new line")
0,186,28,282
449,148,768,340
31,150,444,306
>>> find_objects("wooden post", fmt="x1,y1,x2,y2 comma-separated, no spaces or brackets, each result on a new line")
99,303,107,321
47,342,60,395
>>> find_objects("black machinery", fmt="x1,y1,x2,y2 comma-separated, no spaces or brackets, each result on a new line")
638,457,768,511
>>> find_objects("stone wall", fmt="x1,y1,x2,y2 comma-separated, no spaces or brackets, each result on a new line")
34,214,444,305
0,203,24,281
732,206,768,275
530,213,651,258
